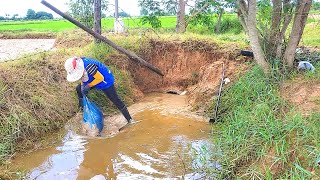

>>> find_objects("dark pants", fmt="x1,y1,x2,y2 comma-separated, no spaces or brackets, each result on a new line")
76,84,132,123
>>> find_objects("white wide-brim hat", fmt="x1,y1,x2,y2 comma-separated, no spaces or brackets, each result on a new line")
65,57,85,82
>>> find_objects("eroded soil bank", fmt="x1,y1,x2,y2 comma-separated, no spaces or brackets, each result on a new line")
130,40,249,111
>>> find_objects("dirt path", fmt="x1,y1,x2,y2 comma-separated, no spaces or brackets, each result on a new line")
281,78,320,116
0,39,55,62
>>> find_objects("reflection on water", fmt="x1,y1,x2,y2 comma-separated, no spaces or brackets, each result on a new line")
27,131,87,180
12,94,212,179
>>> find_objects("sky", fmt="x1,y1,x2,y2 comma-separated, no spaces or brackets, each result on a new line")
0,0,141,18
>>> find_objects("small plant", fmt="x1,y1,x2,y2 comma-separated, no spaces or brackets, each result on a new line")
190,71,200,85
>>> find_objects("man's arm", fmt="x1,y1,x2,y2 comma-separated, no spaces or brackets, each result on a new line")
88,71,104,87
86,64,105,87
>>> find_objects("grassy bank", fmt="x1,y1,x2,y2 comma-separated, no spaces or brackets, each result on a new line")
0,37,139,172
205,66,320,178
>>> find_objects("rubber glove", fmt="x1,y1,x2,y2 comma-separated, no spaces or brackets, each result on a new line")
81,85,91,95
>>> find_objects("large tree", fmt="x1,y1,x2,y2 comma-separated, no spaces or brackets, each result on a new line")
237,0,312,72
68,0,108,28
176,0,186,32
26,9,36,20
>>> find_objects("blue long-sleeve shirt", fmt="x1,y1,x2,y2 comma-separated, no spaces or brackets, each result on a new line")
81,57,114,90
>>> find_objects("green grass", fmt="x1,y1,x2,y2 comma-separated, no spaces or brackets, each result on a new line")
204,66,320,178
301,22,320,46
0,19,75,32
0,17,176,33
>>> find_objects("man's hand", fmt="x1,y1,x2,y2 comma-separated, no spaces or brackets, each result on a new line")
81,85,91,95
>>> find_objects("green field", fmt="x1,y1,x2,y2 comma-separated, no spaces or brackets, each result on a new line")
0,17,177,33
0,15,241,33
0,14,319,45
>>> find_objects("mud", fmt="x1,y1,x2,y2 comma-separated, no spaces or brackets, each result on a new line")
10,93,212,179
0,39,55,62
281,79,320,116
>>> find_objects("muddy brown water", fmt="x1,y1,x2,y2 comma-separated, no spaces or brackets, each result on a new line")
10,93,213,179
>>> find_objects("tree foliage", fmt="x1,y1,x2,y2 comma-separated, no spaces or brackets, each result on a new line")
26,9,36,20
138,0,185,30
118,11,130,17
311,1,320,11
188,0,236,33
25,9,53,20
35,11,54,20
138,0,164,28
68,0,108,28
138,0,237,32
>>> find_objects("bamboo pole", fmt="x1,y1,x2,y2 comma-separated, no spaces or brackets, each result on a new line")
41,0,164,76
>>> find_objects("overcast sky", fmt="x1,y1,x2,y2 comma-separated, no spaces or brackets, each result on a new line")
0,0,141,18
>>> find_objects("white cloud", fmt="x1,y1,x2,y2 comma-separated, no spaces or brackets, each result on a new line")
117,0,140,16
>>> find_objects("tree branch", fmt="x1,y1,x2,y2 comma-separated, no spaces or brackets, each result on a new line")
275,0,294,58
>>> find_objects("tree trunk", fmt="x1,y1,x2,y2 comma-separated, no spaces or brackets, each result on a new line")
94,0,102,43
237,9,248,34
176,0,186,33
247,0,270,73
283,0,312,68
276,0,293,58
268,0,282,58
238,0,248,17
215,9,223,34
236,0,249,34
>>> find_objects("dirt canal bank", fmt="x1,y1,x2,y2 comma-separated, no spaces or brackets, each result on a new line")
0,39,55,62
10,93,212,179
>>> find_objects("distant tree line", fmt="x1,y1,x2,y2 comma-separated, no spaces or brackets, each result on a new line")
0,9,53,21
26,9,53,20
0,14,20,21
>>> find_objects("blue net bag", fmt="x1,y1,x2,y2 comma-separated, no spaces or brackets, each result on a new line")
83,96,104,133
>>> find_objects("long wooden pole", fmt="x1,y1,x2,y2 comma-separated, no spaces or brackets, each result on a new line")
41,0,164,76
